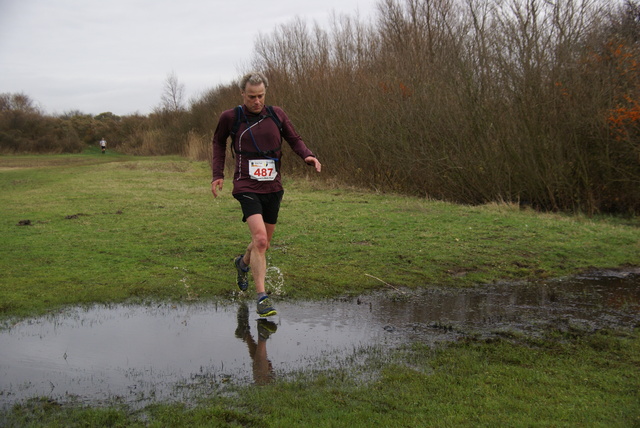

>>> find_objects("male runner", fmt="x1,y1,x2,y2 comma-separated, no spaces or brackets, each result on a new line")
211,71,322,316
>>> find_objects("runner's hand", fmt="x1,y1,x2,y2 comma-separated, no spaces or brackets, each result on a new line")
305,156,322,173
211,179,224,198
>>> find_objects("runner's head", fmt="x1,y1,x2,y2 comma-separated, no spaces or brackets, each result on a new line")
240,72,268,114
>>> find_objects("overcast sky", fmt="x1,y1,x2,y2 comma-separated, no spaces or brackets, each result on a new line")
0,0,378,116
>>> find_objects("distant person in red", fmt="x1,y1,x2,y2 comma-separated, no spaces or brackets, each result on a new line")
211,71,322,317
99,138,107,154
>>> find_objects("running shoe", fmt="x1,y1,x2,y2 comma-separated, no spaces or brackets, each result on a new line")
257,319,278,340
256,295,277,317
234,255,249,291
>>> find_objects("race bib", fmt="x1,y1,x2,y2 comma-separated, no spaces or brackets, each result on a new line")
249,159,278,181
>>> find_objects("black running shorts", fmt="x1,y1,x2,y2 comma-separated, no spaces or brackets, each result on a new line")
233,191,284,224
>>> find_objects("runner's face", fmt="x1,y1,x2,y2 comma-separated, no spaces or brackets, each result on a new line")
242,83,266,114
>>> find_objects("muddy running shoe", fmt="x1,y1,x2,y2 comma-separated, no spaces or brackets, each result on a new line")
234,255,249,291
256,295,277,317
257,319,278,340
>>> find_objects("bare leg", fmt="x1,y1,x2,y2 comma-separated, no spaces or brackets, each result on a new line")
243,214,276,295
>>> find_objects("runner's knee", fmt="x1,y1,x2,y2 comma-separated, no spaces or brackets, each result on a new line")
252,233,269,252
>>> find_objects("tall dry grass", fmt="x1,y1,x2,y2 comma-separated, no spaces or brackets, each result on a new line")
183,131,211,162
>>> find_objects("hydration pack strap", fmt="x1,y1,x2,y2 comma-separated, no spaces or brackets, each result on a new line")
230,105,283,157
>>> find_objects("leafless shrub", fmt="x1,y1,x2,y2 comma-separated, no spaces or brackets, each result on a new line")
248,0,638,213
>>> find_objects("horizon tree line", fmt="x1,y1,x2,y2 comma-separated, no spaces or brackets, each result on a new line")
1,0,638,214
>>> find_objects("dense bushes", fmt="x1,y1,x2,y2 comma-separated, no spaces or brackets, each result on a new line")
248,0,640,214
0,93,84,154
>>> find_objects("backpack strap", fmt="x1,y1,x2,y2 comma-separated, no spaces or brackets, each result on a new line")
265,105,282,132
229,105,244,146
230,105,283,158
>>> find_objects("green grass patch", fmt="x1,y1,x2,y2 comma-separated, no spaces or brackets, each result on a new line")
1,153,639,426
1,153,638,318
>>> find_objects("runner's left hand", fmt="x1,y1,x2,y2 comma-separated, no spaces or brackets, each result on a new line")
305,156,322,173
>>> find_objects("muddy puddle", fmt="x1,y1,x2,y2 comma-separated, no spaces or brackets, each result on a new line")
1,270,638,409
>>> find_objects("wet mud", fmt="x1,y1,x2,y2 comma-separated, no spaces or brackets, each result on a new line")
1,269,638,409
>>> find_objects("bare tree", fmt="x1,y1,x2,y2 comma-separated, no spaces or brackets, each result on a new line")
0,92,41,113
160,71,185,112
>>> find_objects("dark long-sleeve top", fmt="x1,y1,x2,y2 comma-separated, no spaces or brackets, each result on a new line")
211,105,315,194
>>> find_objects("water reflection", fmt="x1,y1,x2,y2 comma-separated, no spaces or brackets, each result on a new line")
0,271,638,409
235,303,276,385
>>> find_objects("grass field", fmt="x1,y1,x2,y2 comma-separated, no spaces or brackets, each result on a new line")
1,151,639,426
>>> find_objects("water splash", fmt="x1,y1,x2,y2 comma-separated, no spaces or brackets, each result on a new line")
266,265,285,296
174,267,197,300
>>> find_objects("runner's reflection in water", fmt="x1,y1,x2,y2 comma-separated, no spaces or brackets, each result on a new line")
235,303,277,385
